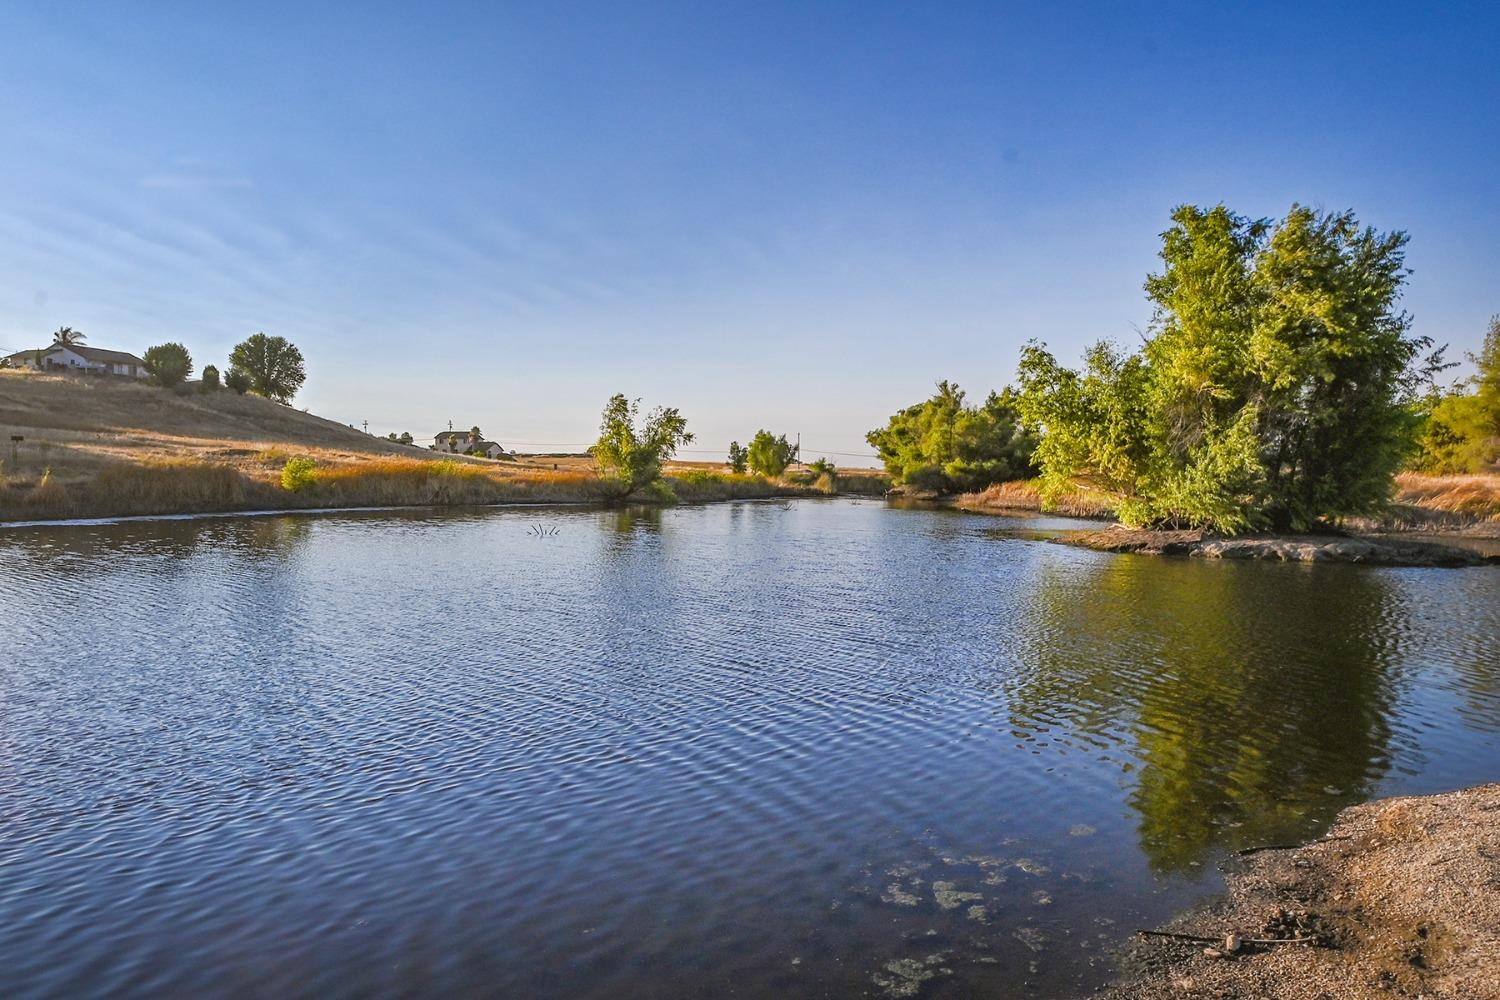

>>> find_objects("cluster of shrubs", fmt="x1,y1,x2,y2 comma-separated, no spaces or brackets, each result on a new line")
141,333,301,403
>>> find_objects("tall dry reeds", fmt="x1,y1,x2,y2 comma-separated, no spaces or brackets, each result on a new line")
953,480,1116,519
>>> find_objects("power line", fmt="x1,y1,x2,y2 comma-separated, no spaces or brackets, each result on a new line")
798,447,881,459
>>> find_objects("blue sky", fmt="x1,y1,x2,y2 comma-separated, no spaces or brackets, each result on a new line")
2,2,1496,462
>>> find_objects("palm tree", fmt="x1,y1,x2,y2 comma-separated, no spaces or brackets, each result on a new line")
52,326,85,346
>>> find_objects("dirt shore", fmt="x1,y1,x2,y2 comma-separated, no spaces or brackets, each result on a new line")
1064,527,1496,567
1099,783,1500,1000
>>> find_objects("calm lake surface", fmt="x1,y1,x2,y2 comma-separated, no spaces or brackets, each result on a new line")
3,499,1498,998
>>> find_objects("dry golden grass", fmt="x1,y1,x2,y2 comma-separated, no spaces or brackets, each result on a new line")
953,480,1116,519
1392,472,1500,519
958,474,1500,534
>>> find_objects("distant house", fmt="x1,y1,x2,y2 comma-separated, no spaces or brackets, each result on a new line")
433,431,509,459
4,344,149,378
433,430,477,453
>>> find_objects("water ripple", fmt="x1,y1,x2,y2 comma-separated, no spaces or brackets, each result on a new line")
0,500,1496,998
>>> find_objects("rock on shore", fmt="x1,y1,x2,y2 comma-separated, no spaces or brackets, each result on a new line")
1099,783,1500,1000
1065,527,1493,567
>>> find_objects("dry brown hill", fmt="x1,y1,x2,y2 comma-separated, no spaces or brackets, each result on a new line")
0,369,421,481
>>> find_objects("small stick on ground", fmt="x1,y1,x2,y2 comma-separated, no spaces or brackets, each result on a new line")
1236,835,1351,856
1135,930,1319,947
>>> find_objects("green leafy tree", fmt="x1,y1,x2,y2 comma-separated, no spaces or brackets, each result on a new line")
747,430,797,477
1018,204,1443,532
200,364,221,391
142,342,194,388
399,431,414,446
228,333,306,403
1413,315,1500,473
590,394,694,500
727,440,748,474
52,326,85,346
224,367,250,394
470,426,483,441
866,381,1037,493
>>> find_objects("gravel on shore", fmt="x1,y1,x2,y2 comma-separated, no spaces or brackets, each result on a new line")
1098,783,1500,1000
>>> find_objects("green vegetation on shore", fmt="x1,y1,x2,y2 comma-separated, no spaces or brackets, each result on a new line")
590,393,694,501
1412,315,1500,475
1017,204,1443,533
747,430,797,478
866,204,1499,539
867,381,1036,493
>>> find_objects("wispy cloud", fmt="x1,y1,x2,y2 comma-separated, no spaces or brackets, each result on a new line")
140,172,254,191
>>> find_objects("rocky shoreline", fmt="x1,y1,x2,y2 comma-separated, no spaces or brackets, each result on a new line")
1097,783,1500,1000
1062,527,1496,567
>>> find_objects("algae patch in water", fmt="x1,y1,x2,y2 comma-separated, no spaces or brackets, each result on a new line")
871,953,953,999
932,880,983,910
882,883,921,907
1012,857,1051,877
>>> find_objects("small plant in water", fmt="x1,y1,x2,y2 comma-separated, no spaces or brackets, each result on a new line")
527,523,560,537
280,456,318,492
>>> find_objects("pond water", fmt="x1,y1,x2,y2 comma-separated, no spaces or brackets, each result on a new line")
2,499,1498,998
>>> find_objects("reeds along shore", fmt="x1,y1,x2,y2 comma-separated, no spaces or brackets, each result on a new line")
0,456,883,522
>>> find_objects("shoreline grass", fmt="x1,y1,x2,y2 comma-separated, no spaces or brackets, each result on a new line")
0,456,861,522
951,480,1116,520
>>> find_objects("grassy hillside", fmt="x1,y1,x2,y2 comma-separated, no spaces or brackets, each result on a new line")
0,370,883,520
0,368,424,474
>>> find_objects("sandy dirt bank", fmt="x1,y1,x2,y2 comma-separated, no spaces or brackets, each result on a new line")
1099,783,1500,1000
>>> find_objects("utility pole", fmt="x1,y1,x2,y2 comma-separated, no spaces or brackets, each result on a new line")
796,432,801,467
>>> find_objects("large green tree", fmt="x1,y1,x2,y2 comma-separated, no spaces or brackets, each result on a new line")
591,394,693,500
228,333,306,403
746,430,797,477
142,342,194,388
866,381,1037,493
1019,204,1442,532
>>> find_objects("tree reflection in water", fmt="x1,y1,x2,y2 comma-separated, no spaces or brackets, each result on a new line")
1008,554,1405,873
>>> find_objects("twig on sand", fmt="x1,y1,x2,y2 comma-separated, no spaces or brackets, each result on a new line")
1136,929,1319,947
1235,835,1351,856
